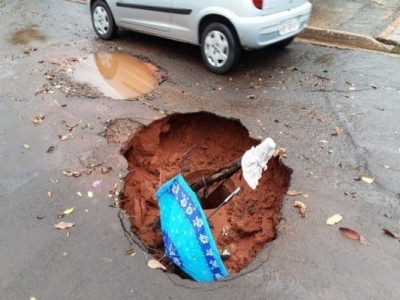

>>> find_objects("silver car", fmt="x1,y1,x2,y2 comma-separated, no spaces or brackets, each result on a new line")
88,0,312,74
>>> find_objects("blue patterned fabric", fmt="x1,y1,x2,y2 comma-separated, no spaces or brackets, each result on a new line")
156,174,228,282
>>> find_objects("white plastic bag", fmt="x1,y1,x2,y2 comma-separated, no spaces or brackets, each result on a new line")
241,138,276,189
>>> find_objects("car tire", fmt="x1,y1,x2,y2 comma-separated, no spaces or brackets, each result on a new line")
273,36,295,49
91,0,117,40
201,23,241,74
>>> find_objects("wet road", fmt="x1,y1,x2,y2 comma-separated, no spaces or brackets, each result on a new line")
1,1,400,299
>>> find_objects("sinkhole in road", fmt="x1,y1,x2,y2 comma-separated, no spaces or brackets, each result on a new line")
121,112,292,277
73,52,161,99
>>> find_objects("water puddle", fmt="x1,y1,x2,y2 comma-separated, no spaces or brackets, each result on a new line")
73,52,159,99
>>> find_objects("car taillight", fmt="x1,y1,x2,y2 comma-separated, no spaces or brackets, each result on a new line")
252,0,263,9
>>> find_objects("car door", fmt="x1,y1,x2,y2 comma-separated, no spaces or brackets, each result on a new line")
114,0,172,32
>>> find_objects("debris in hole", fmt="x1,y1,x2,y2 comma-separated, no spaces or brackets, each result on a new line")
156,174,228,282
121,112,292,277
220,248,231,260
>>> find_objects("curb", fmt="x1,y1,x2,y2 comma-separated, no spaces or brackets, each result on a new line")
298,26,394,52
377,15,400,46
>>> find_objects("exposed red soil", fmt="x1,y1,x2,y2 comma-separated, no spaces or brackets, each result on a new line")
121,112,292,275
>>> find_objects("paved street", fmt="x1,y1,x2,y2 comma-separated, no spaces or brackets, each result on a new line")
1,1,400,299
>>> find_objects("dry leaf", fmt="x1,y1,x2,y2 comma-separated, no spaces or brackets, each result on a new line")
47,191,52,198
125,248,136,256
331,127,342,136
359,235,371,245
46,146,55,153
63,207,75,215
32,115,45,124
382,228,400,240
339,227,360,240
286,190,303,196
326,214,343,225
63,170,82,178
302,193,309,198
293,201,307,218
147,259,166,271
54,221,75,229
100,166,112,174
273,147,287,160
360,176,374,184
59,133,73,141
67,123,78,132
339,227,370,245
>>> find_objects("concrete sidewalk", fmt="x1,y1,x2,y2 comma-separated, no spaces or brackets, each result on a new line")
299,0,400,52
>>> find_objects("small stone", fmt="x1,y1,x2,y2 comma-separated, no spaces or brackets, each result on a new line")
220,248,230,260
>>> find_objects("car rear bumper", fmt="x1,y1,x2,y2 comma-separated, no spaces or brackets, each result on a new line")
235,2,312,49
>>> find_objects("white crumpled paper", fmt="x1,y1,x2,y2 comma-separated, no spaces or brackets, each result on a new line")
241,138,276,189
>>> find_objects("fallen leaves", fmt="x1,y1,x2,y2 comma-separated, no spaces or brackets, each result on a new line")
46,146,55,153
355,175,374,184
287,190,303,196
59,133,73,141
346,81,356,91
63,170,82,178
273,147,287,160
32,115,45,124
326,214,343,226
62,207,75,216
54,221,75,229
147,259,166,271
339,227,370,245
100,166,112,174
63,163,111,178
382,228,400,241
125,248,136,256
331,127,342,136
293,201,307,218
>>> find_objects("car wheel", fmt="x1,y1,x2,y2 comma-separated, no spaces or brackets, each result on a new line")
273,36,295,49
91,0,117,40
201,23,241,74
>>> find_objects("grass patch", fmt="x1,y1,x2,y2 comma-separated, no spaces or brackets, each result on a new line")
391,46,400,55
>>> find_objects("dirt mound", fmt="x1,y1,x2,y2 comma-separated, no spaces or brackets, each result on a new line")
121,112,292,275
